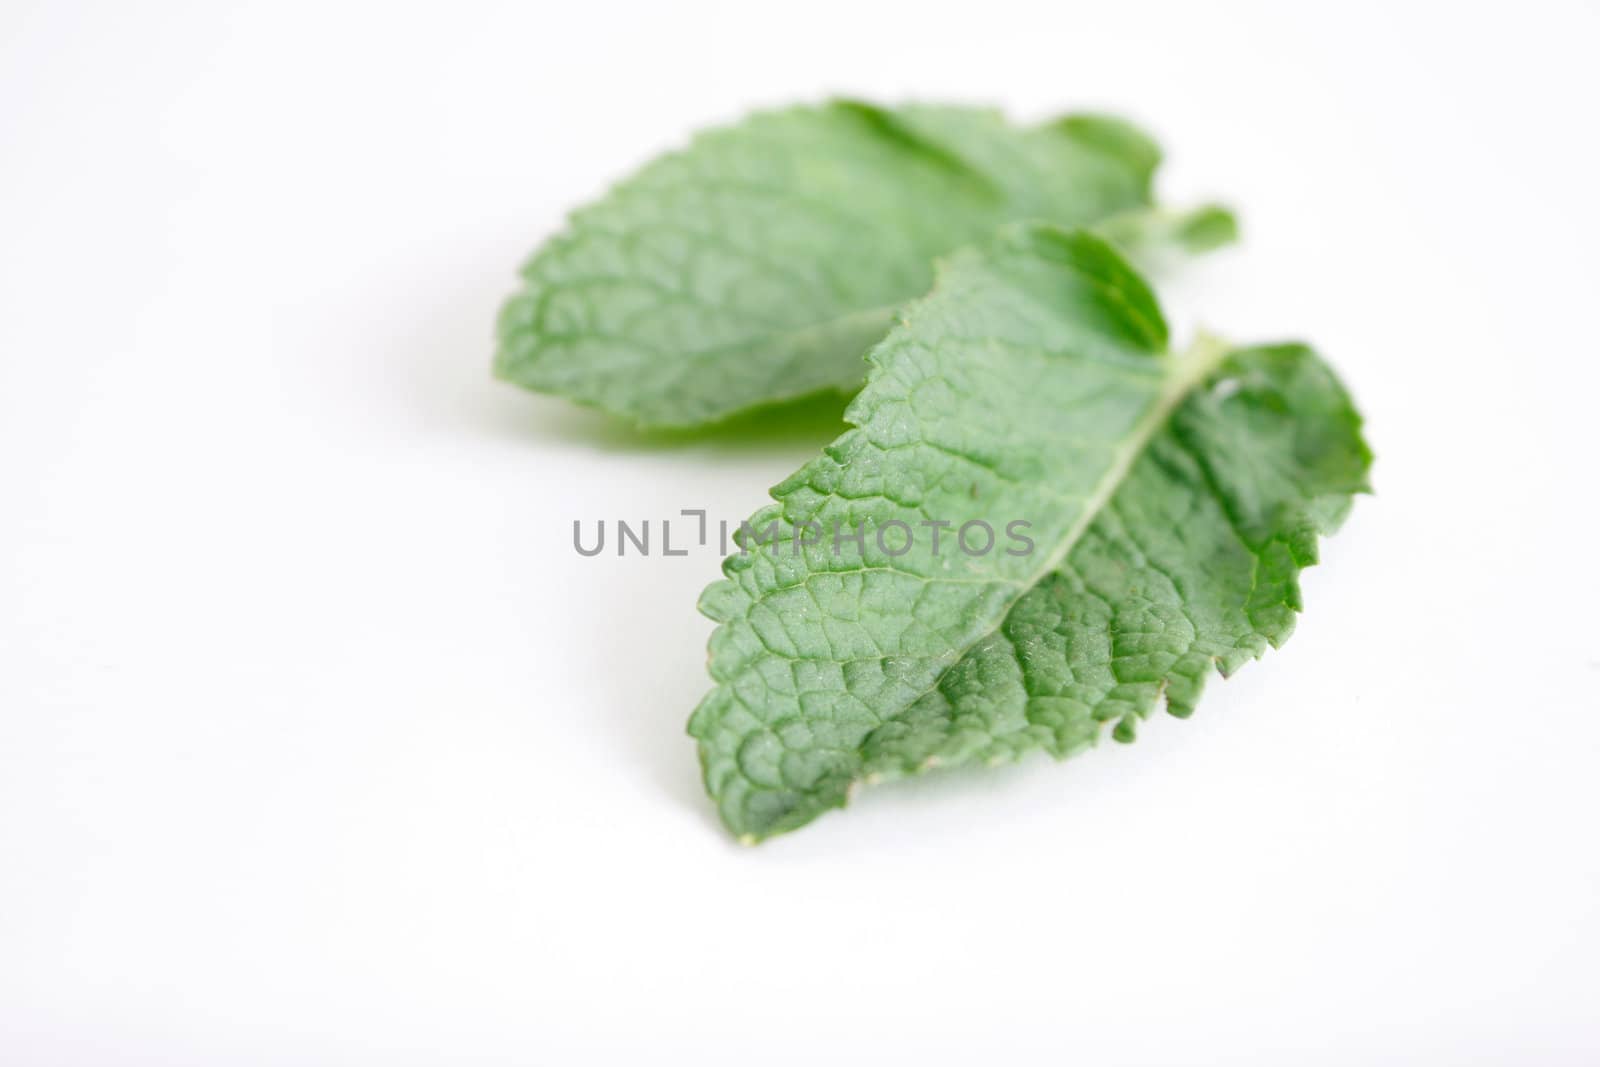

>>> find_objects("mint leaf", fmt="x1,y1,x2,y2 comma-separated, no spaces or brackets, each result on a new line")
496,101,1232,428
1097,202,1241,258
688,226,1370,841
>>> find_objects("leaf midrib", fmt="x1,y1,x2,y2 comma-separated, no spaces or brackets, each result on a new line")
859,333,1231,763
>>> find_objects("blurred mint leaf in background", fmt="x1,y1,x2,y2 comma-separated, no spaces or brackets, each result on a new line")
497,101,1232,428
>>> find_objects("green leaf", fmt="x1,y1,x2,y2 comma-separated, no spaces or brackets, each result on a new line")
1097,202,1241,258
496,101,1232,428
688,226,1370,842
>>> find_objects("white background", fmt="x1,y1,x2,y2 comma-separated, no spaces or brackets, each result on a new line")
4,1,1598,1062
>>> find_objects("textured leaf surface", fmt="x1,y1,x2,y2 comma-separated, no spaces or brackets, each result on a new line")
497,101,1229,427
688,226,1370,841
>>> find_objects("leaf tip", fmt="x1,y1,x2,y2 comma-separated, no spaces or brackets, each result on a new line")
1176,203,1240,253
